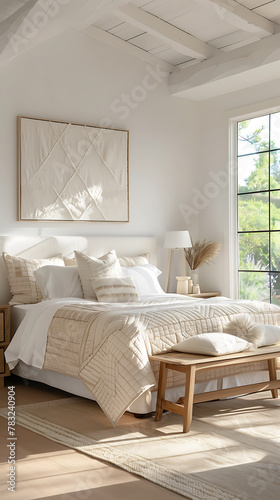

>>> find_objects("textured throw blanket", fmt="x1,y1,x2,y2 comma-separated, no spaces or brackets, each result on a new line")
43,296,280,425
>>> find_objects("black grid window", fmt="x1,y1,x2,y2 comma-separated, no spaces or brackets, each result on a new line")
237,112,280,305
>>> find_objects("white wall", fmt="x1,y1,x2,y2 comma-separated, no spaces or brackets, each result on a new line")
194,81,280,297
2,27,279,295
0,28,199,289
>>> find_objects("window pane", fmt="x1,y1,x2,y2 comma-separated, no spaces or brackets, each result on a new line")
271,232,280,271
271,273,280,306
238,116,269,155
271,112,280,150
270,190,280,230
237,112,280,304
238,152,269,193
238,193,269,231
238,232,269,270
239,272,270,302
270,150,280,189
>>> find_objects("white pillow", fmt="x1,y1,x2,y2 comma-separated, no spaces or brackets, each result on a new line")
34,265,83,299
74,250,123,300
258,324,280,347
91,277,139,303
122,264,164,296
171,332,252,356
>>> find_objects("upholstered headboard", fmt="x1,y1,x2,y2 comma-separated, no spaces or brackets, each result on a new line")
0,235,158,304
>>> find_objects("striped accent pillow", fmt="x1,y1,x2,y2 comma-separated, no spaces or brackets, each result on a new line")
75,250,123,300
91,277,139,303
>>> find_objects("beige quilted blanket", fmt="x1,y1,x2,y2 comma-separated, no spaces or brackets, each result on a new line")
43,296,280,425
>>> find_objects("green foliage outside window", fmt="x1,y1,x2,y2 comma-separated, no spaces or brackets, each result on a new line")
237,113,280,304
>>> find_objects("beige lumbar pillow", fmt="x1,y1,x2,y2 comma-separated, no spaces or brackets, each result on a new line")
74,249,123,300
64,253,150,268
2,252,64,305
118,253,150,267
91,277,139,303
171,332,252,356
63,256,76,266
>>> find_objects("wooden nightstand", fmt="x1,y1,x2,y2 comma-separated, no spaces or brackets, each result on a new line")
185,292,221,299
0,305,10,387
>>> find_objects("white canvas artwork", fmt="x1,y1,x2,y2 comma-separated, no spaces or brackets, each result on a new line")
18,117,129,221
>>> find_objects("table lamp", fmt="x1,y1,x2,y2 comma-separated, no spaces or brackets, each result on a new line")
164,230,192,292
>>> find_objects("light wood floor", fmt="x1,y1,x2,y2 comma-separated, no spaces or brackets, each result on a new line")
0,376,185,500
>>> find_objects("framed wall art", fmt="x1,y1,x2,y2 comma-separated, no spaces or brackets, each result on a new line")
17,116,129,222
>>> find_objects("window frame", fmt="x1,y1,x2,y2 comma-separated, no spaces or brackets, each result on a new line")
229,101,280,301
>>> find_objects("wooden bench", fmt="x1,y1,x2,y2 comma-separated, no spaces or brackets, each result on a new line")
149,344,280,433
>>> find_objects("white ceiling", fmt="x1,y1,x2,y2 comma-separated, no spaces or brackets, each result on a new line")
1,0,280,100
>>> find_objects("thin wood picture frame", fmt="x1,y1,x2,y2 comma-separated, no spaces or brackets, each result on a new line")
17,116,129,222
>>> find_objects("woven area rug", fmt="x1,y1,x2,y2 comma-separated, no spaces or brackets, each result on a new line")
1,391,280,500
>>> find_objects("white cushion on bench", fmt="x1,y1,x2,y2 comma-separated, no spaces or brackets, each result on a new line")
259,325,280,347
171,332,252,356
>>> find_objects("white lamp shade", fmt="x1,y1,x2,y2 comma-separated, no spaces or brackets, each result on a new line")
164,230,192,249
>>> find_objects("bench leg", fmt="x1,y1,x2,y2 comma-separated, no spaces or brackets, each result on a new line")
268,358,278,399
155,362,168,422
183,365,196,433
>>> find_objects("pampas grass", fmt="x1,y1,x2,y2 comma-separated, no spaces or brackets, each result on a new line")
184,240,221,270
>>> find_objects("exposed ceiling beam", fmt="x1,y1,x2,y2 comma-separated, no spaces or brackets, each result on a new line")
169,31,280,100
74,0,130,30
194,0,276,36
0,0,108,65
115,2,218,60
83,24,176,72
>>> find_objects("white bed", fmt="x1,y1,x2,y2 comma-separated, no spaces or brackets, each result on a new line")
1,235,279,422
1,234,177,415
9,299,244,415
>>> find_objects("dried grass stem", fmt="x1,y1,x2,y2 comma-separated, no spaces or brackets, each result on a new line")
184,240,221,270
